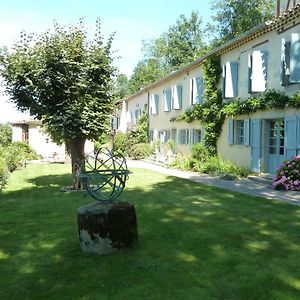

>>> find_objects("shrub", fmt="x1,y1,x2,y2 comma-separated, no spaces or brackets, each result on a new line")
130,143,153,160
0,156,9,190
3,142,38,172
171,148,250,180
114,132,131,156
191,144,210,162
273,156,300,190
171,153,195,171
0,123,12,146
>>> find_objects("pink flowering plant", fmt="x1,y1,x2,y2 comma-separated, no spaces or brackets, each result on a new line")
272,156,300,191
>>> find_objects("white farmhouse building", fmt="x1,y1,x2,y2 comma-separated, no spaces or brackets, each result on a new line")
12,119,94,162
114,0,300,174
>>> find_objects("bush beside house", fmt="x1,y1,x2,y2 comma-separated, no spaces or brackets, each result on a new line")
0,124,38,190
172,144,250,180
272,156,300,191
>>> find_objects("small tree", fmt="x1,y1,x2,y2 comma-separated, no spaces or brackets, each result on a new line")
0,20,116,188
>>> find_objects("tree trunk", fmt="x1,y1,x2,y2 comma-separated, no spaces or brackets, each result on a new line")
69,137,86,190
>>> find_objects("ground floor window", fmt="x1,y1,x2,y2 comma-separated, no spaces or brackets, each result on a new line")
235,120,244,145
178,129,189,144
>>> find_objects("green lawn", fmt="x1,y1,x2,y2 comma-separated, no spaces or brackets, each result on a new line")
1,164,300,300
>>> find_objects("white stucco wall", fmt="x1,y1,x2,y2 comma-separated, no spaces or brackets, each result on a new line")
117,9,300,168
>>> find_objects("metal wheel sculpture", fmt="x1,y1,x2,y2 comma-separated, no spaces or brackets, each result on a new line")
79,148,129,201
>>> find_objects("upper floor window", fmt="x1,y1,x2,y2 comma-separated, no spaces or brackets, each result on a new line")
190,77,203,105
248,50,268,93
281,33,300,86
134,109,142,122
222,62,238,98
22,124,29,143
172,85,183,110
163,89,172,112
150,94,159,115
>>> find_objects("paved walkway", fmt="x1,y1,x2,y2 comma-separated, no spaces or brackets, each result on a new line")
127,160,300,206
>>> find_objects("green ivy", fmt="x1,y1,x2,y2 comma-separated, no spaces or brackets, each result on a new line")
223,89,300,116
175,56,224,155
174,59,300,155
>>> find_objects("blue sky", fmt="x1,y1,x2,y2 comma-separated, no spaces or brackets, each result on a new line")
0,0,213,121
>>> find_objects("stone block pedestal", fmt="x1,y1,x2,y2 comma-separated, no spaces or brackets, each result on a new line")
77,201,138,255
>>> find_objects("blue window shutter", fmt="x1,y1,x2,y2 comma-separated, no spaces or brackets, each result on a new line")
231,62,238,97
164,90,171,111
167,90,172,111
189,78,194,105
251,119,262,172
281,38,288,86
262,50,268,88
185,129,189,144
290,33,300,83
222,64,226,98
196,77,203,104
189,129,194,145
228,120,234,145
285,116,297,159
201,128,205,143
244,118,250,146
154,94,159,114
165,130,169,143
177,85,182,109
297,116,300,149
248,54,252,93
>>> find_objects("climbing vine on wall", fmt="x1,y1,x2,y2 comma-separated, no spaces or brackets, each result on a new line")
174,55,224,155
222,89,300,116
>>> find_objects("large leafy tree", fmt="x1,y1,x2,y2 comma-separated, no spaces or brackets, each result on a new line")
209,0,274,44
128,10,206,94
145,10,206,73
112,73,130,100
127,59,164,94
0,20,116,188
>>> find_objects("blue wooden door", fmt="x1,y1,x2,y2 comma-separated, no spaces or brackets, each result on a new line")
285,116,297,159
251,119,262,172
267,119,285,173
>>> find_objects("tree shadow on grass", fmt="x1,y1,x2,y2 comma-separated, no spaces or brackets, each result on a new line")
0,168,300,299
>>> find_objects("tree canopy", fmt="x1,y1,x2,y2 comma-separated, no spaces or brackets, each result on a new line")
0,20,115,144
209,0,274,44
0,20,116,188
126,10,206,95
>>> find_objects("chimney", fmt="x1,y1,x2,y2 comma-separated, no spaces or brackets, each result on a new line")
276,0,300,16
